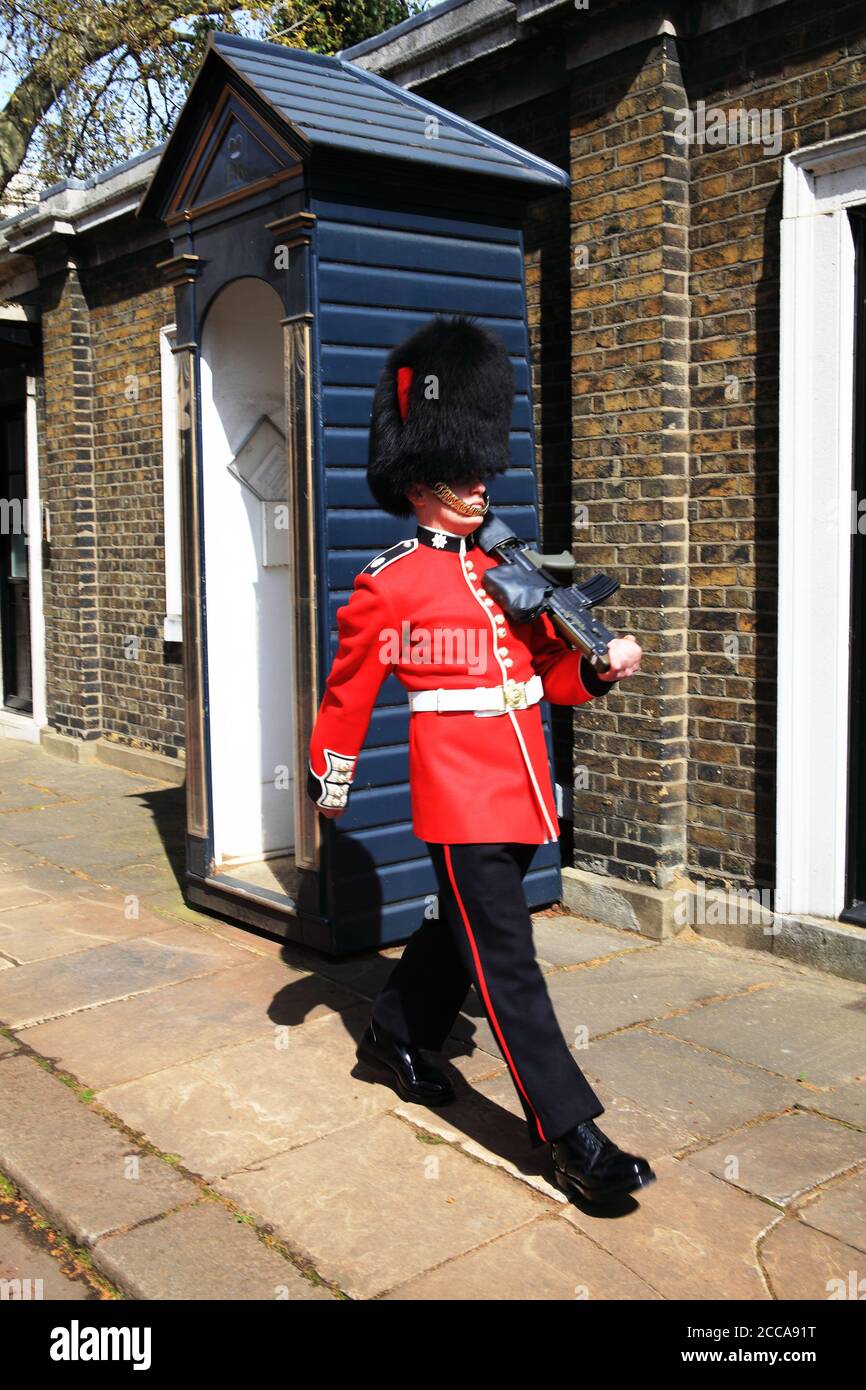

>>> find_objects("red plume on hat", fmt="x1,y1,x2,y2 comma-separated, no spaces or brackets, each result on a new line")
367,313,514,518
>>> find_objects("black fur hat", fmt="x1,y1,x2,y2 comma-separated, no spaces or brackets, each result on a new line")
367,313,514,518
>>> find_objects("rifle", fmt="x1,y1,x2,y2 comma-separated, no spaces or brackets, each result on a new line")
474,511,620,673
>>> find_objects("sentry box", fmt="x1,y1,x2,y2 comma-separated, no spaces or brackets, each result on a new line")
138,31,571,955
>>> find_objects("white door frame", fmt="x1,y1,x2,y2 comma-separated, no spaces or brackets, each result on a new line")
777,131,866,917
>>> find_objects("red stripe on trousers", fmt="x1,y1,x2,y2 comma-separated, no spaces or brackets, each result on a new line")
443,844,547,1144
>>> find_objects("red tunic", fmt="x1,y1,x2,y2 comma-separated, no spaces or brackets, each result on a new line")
308,523,616,844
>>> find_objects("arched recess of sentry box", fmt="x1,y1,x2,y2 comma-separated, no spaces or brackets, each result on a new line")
198,276,296,886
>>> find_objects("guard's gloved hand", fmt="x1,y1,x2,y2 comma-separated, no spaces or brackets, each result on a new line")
481,564,553,623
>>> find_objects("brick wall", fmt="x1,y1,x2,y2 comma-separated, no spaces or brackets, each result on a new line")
38,240,185,760
484,89,573,554
89,253,184,760
39,261,101,740
568,33,690,891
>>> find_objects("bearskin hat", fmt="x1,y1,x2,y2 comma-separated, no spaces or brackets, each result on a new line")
366,313,514,518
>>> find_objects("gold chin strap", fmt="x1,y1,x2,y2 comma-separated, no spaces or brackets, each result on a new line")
430,481,490,516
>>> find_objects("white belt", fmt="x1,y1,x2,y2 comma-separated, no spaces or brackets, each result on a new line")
407,672,544,715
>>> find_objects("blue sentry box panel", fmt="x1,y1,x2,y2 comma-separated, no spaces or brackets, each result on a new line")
311,199,564,947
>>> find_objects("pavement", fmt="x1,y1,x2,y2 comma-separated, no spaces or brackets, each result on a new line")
0,737,864,1302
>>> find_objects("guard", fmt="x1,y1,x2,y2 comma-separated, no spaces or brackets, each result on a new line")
308,314,655,1204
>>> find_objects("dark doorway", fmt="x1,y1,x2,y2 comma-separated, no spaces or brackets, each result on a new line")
0,404,32,713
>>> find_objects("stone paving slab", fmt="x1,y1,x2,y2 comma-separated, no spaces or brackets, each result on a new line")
0,800,172,845
381,1212,662,1300
795,1078,866,1129
542,943,788,1041
0,1054,197,1245
532,915,655,969
794,1169,866,1255
88,864,181,896
0,864,125,901
0,754,176,800
0,1031,20,1056
98,1004,391,1178
20,956,362,1088
0,1214,95,1300
0,923,257,1028
685,1110,866,1206
0,846,101,887
0,883,53,916
574,1028,805,1141
92,1201,337,1300
0,766,180,800
213,1111,548,1300
0,844,49,873
7,813,151,850
19,834,176,872
438,1033,512,1087
0,889,175,963
0,782,71,812
559,1155,776,1299
2,817,183,861
657,977,866,1087
1,843,180,898
761,1216,866,1299
0,810,101,844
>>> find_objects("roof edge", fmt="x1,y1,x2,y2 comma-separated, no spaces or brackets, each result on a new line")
212,29,568,190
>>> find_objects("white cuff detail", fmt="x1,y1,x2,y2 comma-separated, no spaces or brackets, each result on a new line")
308,749,358,809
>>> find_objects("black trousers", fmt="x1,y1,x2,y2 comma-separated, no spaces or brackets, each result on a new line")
370,841,605,1148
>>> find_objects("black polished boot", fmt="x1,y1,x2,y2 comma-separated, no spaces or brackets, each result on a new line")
356,1019,456,1106
550,1118,656,1204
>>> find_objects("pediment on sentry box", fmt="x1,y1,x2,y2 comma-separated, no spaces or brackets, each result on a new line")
165,84,304,223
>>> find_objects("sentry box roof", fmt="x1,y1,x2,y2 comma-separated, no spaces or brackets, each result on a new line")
138,30,569,222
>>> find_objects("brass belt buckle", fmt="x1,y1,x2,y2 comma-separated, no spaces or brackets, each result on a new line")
502,679,526,711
